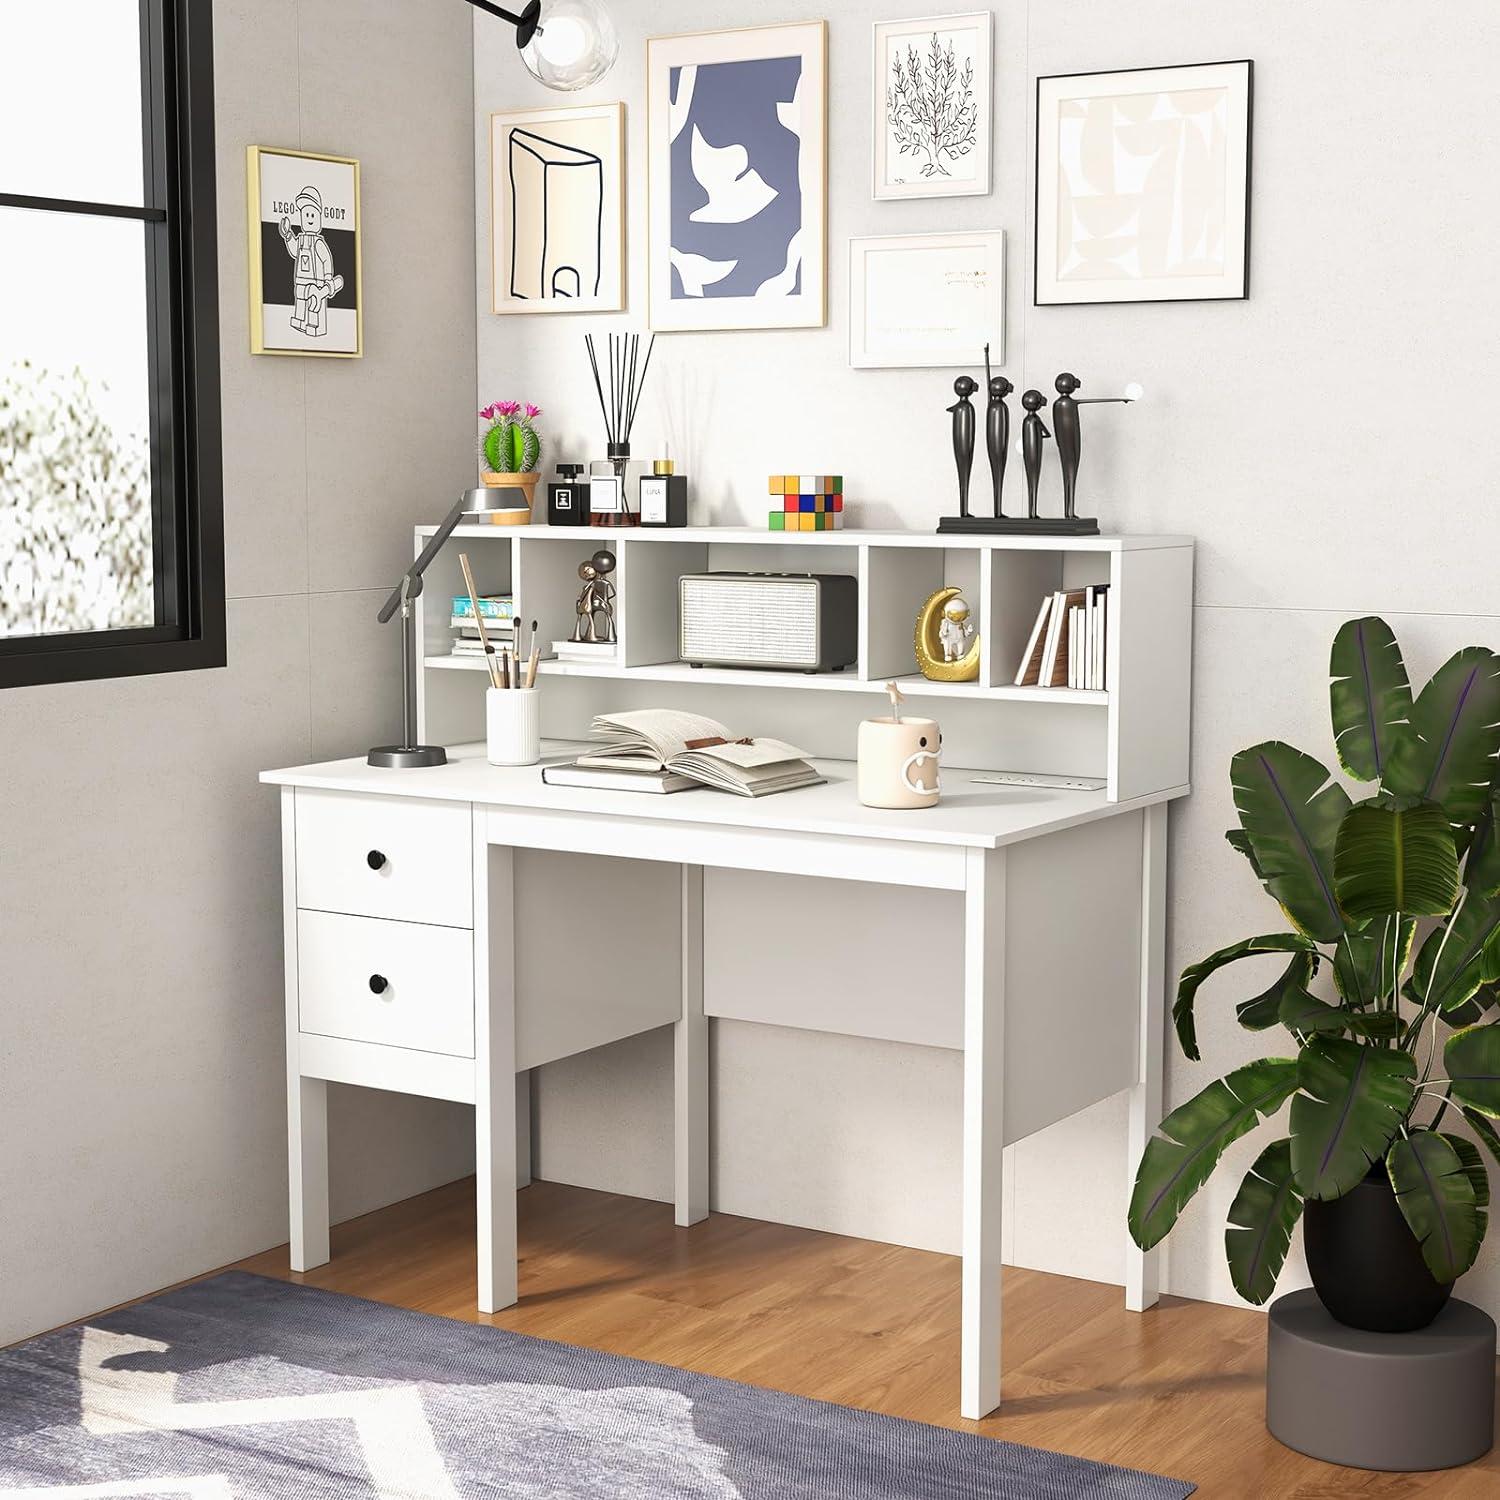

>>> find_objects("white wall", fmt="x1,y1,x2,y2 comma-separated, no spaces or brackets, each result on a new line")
0,0,477,1345
479,0,1500,1317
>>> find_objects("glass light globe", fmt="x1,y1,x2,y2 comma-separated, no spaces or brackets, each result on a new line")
1123,381,1146,402
521,0,618,91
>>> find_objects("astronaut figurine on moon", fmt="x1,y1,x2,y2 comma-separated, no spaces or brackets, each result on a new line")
938,596,975,663
280,186,344,337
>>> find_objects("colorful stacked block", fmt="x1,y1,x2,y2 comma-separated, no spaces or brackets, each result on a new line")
767,475,844,530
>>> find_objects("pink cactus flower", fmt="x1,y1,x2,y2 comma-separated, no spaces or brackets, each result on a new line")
496,400,522,418
524,403,542,420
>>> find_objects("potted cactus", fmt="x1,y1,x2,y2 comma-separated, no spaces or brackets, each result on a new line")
1130,617,1500,1330
478,401,543,522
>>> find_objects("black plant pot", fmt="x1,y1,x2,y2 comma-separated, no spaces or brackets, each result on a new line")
1303,1165,1453,1332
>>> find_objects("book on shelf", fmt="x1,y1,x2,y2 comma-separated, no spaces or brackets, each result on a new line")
547,708,824,797
451,616,514,633
451,594,515,621
1014,585,1109,691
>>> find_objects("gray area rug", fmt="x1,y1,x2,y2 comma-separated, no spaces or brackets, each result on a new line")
0,1271,1195,1497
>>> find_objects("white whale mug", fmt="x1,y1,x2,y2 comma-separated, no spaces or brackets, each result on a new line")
857,716,941,809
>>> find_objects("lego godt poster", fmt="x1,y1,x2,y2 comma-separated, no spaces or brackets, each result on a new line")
247,146,362,357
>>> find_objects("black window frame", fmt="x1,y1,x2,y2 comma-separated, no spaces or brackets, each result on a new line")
0,0,223,690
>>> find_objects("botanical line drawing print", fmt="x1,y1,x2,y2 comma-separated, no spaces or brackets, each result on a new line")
279,186,343,336
886,32,977,179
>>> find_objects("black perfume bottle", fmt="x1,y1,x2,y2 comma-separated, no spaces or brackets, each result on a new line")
547,463,588,527
640,458,688,527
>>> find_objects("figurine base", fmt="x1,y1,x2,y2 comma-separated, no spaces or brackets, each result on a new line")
937,515,1100,537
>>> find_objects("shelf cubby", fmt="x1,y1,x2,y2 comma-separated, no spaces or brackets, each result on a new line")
410,522,1192,802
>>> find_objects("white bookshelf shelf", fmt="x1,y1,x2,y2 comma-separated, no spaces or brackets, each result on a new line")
425,652,1108,705
412,519,1193,802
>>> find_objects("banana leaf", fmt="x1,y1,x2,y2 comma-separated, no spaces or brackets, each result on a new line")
1464,791,1500,898
1174,933,1320,1061
1333,798,1459,919
1225,1138,1303,1305
1447,1132,1491,1219
1461,1106,1500,1170
1290,1038,1416,1198
1409,891,1500,1014
1383,647,1500,824
1231,742,1355,944
1277,987,1403,1041
1485,926,1500,985
1225,827,1267,881
1445,1023,1500,1116
1334,918,1415,1008
1445,983,1500,1029
1235,951,1320,1033
1386,1130,1482,1283
1129,1058,1300,1251
1329,617,1413,782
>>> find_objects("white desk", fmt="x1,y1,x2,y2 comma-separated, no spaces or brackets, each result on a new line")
262,742,1176,1418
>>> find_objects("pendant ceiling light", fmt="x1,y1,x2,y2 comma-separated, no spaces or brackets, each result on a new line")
466,0,619,92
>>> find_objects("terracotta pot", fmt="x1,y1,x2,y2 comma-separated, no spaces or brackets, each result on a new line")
1303,1164,1453,1332
480,470,538,524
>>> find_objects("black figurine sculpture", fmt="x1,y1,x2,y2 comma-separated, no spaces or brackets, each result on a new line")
985,345,1013,519
1020,389,1051,520
937,352,1106,536
948,375,979,518
1052,372,1082,520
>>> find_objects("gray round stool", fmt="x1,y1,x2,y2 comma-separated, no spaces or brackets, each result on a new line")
1266,1289,1496,1472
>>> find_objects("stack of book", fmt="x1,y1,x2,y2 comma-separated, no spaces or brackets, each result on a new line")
450,594,514,658
1013,584,1110,690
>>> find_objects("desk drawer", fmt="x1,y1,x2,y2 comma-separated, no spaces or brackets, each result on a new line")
295,789,472,927
297,910,474,1058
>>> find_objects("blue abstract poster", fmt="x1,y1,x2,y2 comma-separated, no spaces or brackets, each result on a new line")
667,56,804,302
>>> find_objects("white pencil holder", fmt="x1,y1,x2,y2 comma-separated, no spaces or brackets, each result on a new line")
486,687,540,766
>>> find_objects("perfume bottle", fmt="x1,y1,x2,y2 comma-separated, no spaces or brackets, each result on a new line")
547,463,589,526
640,458,688,527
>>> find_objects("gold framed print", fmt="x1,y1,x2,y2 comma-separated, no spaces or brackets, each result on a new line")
246,145,363,357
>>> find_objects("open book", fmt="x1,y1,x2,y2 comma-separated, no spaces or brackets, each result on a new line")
543,709,824,798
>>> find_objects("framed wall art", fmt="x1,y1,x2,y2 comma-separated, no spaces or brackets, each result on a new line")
646,21,827,333
490,102,625,315
247,146,362,357
849,230,1005,369
872,12,992,200
1034,60,1253,306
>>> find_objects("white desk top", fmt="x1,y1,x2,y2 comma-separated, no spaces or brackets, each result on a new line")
262,743,1185,851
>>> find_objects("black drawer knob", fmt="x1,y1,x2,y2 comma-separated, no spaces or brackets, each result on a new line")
368,974,389,995
366,850,387,870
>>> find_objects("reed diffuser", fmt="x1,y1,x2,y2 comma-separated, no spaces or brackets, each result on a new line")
584,332,655,527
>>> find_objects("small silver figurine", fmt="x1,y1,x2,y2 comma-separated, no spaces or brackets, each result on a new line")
569,549,617,644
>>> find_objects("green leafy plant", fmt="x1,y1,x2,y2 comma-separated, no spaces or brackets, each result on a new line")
479,400,542,474
1130,618,1500,1303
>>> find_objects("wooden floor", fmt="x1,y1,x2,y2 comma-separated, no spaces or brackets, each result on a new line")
227,1177,1498,1498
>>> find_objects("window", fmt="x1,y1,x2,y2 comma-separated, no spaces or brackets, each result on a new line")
0,0,223,689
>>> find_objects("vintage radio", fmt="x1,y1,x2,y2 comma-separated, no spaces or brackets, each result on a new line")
677,572,857,673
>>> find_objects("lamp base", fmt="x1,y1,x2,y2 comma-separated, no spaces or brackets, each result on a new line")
367,745,448,769
937,514,1100,536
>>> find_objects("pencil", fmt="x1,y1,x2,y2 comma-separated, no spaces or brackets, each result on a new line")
458,552,501,690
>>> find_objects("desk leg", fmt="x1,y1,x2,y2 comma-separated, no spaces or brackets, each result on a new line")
288,1076,329,1272
1126,802,1168,1312
282,788,329,1273
961,846,1007,1420
475,823,518,1314
675,864,709,1227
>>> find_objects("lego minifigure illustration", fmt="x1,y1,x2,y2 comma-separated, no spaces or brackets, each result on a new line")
279,186,344,337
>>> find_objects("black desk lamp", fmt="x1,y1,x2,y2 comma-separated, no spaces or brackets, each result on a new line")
368,487,521,768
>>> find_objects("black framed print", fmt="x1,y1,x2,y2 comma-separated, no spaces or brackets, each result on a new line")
1034,60,1252,306
247,146,362,357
